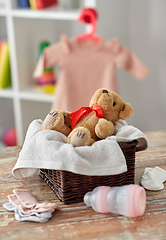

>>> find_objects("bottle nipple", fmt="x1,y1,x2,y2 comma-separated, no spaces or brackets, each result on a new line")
84,191,92,206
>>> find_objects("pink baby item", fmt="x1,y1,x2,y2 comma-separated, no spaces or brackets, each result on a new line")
84,184,146,218
34,8,149,112
42,36,149,112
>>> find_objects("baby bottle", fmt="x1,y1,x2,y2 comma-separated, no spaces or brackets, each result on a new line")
84,184,146,217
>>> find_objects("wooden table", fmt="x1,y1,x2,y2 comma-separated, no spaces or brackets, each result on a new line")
0,130,166,240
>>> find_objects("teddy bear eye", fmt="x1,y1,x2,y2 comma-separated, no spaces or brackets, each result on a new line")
113,101,116,106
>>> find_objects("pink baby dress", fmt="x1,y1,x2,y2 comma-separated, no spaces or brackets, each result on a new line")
43,35,149,112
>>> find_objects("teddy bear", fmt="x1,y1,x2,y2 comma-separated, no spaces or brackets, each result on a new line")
42,88,134,147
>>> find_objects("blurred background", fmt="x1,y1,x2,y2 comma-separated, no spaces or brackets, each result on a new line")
0,0,166,147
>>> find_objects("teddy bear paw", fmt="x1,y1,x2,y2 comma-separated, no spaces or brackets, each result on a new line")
42,110,64,130
69,131,87,147
68,127,92,147
95,119,115,139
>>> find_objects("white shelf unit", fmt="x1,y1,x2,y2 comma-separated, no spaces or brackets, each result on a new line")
0,0,96,145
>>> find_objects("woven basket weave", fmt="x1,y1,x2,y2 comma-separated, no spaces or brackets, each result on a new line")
39,140,137,204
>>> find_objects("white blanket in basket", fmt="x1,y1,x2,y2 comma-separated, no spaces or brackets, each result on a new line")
12,119,148,178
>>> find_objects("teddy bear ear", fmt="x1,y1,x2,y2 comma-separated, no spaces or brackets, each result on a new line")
119,103,134,120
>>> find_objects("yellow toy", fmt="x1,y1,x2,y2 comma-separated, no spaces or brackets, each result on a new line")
42,88,134,147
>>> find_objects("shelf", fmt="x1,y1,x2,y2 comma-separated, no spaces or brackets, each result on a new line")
0,6,80,20
0,88,14,98
0,88,54,102
11,7,80,20
19,89,54,102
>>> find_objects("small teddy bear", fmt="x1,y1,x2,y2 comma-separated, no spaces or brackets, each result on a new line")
42,88,134,147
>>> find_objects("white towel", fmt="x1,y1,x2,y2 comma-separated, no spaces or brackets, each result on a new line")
12,119,148,178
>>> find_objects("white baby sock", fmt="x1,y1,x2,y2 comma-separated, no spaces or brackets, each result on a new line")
140,166,166,190
3,202,52,223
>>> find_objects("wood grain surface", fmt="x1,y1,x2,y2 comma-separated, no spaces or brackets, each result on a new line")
0,131,166,240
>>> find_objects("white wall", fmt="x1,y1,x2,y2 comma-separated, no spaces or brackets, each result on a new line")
97,0,166,132
127,0,166,131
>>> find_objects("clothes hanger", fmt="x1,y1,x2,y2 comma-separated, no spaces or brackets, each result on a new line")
76,8,101,42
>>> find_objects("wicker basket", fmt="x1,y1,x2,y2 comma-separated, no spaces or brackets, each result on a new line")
39,140,138,204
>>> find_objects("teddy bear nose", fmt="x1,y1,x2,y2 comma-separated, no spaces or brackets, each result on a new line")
102,89,108,93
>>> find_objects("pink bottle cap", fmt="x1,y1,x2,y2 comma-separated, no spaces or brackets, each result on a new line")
127,185,146,217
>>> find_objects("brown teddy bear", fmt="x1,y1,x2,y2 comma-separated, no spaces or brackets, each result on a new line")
42,88,134,147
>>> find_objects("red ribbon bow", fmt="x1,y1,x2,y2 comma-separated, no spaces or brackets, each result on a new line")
69,104,103,129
